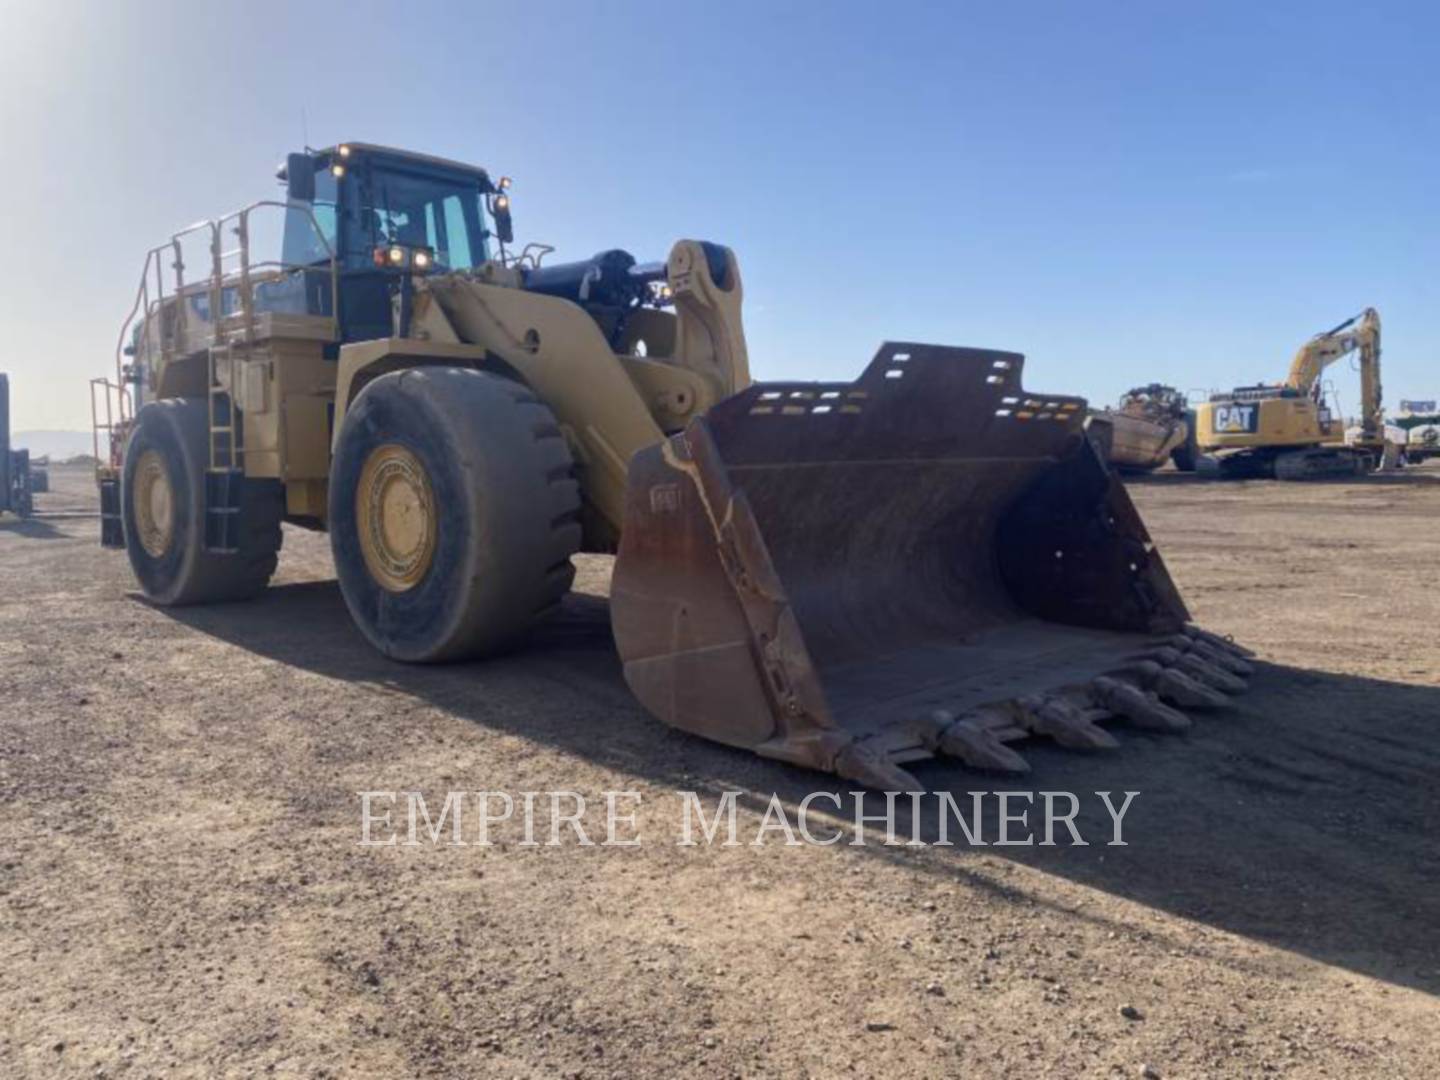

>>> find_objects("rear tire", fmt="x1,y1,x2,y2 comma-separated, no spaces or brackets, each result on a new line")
121,398,283,605
328,367,582,662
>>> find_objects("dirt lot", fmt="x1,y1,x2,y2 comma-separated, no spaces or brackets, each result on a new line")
3,463,1439,1078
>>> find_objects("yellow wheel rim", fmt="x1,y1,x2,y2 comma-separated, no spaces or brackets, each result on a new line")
356,444,438,593
132,449,175,558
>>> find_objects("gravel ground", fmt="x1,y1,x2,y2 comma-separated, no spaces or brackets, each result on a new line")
2,463,1438,1078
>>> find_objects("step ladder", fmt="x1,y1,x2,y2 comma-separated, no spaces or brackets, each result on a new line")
205,343,244,554
98,472,123,547
89,377,132,548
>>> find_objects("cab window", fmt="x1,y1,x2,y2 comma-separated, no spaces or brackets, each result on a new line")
356,165,489,270
281,169,338,267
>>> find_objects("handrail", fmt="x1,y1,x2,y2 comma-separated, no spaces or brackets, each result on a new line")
105,201,341,473
112,215,229,388
89,378,133,470
213,200,339,348
112,248,155,387
113,201,340,381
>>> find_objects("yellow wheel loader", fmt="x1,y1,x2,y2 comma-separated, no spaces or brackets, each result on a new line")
1194,309,1386,480
92,142,1252,788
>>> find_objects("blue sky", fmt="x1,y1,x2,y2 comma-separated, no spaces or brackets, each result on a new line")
2,0,1435,430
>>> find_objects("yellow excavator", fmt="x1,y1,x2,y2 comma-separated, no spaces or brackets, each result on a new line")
91,142,1253,788
1195,309,1385,479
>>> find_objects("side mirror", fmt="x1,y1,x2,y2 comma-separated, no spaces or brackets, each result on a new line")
286,153,316,202
493,197,514,245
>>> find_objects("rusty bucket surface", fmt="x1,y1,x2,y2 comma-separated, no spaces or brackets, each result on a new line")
610,343,1253,789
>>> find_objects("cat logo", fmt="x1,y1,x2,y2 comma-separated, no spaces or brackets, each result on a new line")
648,483,680,513
1212,404,1258,434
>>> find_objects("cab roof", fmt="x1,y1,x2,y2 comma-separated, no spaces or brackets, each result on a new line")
319,142,493,183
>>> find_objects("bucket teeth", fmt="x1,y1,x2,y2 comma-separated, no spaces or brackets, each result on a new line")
924,709,1032,775
1150,646,1248,694
1184,624,1256,660
1017,696,1120,751
1157,667,1228,708
1180,636,1255,677
1091,675,1192,732
834,741,925,793
1183,654,1248,693
1132,660,1231,709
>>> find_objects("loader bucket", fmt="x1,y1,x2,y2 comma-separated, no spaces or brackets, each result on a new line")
611,343,1254,789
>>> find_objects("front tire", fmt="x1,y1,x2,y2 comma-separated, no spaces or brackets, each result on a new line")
1170,411,1199,472
329,368,582,662
121,398,282,605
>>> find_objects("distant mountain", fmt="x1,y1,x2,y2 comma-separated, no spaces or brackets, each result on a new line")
12,430,95,461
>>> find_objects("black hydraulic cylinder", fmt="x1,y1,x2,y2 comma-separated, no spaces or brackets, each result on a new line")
522,249,658,309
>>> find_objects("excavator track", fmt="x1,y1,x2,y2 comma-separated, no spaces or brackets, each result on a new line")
1274,448,1373,481
1199,447,1375,481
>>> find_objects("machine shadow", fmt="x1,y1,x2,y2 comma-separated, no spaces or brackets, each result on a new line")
166,578,1440,997
0,516,68,539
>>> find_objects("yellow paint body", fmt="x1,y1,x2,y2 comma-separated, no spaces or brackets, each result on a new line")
1197,308,1382,456
119,233,747,551
1194,394,1344,451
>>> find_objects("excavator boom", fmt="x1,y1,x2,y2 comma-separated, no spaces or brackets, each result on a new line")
1283,307,1383,444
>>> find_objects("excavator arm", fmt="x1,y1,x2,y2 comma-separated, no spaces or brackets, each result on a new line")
1283,308,1383,443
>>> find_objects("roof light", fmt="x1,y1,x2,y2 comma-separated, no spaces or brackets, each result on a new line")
338,144,352,158
498,176,512,190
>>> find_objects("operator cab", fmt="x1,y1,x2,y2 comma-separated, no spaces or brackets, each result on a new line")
277,142,512,342
275,141,688,355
